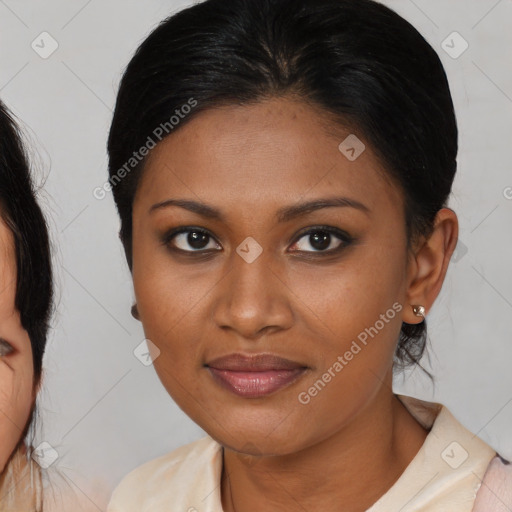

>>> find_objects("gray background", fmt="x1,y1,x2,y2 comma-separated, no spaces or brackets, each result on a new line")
0,0,511,509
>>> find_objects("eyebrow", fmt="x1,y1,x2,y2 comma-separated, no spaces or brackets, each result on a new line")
149,196,370,222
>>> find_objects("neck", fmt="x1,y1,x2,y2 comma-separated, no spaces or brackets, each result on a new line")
221,384,429,512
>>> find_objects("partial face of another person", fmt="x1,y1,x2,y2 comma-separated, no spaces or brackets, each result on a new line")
0,215,35,472
131,96,421,454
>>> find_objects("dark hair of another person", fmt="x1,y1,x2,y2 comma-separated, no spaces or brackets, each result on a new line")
0,100,53,381
107,0,458,379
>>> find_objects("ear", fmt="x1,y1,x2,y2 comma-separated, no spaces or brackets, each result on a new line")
403,208,458,324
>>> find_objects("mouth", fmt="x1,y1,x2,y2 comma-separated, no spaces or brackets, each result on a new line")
204,352,308,398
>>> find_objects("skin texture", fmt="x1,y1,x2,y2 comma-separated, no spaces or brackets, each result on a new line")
0,216,35,474
131,96,458,511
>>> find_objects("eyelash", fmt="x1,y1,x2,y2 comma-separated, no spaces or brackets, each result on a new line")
0,338,14,358
161,225,354,257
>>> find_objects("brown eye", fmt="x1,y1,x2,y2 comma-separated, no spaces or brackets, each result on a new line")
0,338,14,357
290,226,353,254
163,227,221,253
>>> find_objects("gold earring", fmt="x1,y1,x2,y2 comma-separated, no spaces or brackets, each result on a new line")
412,305,425,318
131,304,140,320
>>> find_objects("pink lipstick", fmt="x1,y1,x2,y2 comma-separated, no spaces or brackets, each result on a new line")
205,353,308,398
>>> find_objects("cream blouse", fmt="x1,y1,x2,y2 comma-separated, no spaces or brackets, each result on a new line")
107,394,500,511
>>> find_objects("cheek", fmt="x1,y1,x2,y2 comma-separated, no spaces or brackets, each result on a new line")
0,361,34,472
284,245,406,405
132,254,208,394
132,247,250,423
132,234,219,350
133,261,206,347
288,242,405,337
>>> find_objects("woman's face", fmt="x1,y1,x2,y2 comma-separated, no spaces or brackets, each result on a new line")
131,97,418,454
0,216,35,472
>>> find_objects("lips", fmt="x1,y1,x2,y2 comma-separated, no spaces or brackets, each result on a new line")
206,353,306,371
205,353,308,398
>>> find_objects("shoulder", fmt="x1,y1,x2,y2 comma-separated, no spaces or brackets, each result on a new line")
107,435,222,512
472,454,512,511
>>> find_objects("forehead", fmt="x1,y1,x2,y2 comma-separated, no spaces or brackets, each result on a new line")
0,215,16,313
134,97,402,219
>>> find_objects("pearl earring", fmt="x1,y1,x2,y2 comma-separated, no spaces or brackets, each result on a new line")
412,305,425,318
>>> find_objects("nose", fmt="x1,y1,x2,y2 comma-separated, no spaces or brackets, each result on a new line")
211,242,294,340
